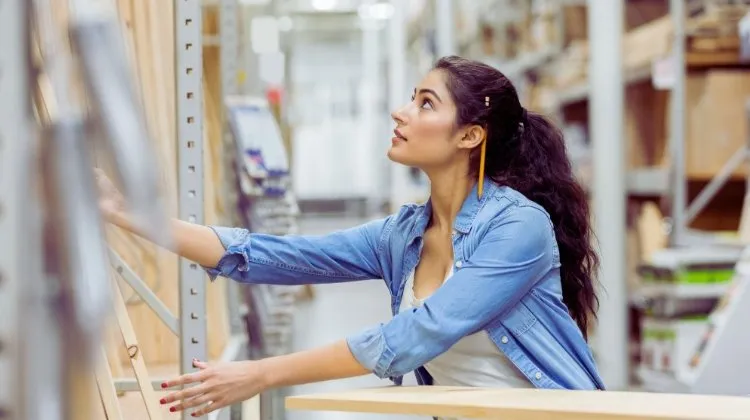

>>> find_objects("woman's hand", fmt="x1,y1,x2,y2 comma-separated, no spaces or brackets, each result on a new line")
160,359,267,417
93,168,127,222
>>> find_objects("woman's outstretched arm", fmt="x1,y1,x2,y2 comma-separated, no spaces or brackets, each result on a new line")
107,210,227,269
160,340,368,416
96,168,392,285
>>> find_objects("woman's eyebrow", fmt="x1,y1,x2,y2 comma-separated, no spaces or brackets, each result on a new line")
415,88,443,103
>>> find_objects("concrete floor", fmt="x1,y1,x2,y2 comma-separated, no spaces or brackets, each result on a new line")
284,216,426,420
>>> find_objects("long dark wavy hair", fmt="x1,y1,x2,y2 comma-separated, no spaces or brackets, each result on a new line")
434,56,600,339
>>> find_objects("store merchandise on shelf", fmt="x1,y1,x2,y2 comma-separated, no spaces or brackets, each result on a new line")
225,95,303,358
635,244,750,395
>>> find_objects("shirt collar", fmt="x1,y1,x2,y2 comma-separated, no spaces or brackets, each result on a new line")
453,177,497,233
411,177,497,239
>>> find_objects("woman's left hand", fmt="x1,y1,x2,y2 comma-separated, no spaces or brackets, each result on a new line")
160,359,266,417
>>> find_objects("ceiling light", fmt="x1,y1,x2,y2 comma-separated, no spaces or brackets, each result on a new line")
358,2,393,20
312,0,337,11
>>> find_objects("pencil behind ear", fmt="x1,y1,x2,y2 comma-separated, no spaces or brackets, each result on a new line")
477,96,489,198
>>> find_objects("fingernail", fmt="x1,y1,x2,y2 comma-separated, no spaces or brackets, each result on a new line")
191,414,197,417
169,407,176,413
159,398,166,405
161,382,168,389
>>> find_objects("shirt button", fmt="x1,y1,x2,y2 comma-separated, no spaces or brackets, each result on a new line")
500,336,509,344
535,372,542,380
455,260,463,268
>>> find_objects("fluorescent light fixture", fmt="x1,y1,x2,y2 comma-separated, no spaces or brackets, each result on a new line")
312,0,337,11
358,2,394,20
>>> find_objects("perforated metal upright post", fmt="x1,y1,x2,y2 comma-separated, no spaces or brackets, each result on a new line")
0,0,30,417
175,0,207,412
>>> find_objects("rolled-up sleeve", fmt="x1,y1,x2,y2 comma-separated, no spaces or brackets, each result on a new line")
203,226,252,281
346,206,556,378
202,216,393,285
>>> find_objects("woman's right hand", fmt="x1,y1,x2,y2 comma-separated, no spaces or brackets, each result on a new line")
93,168,127,222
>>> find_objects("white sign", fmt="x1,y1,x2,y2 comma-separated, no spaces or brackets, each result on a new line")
652,55,676,90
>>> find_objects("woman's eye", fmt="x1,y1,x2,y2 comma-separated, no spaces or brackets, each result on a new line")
421,99,433,110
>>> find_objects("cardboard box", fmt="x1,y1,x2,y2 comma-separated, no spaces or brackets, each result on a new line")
682,70,750,178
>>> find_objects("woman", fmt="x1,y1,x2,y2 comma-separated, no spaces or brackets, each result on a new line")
97,56,605,417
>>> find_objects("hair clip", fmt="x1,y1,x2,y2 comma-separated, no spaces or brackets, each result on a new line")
485,96,490,107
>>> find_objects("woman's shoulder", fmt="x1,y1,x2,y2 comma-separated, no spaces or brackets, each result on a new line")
480,184,555,240
487,184,551,217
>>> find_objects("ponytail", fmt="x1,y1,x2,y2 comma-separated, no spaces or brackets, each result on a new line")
503,111,600,339
434,56,600,339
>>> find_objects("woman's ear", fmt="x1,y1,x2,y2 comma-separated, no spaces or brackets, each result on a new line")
458,125,486,150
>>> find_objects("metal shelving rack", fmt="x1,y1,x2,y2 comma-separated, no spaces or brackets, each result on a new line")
104,2,245,420
0,1,252,419
0,1,31,418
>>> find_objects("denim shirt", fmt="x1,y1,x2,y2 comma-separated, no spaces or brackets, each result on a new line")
204,179,606,391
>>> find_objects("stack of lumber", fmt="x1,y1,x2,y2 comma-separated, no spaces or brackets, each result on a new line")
31,0,234,416
550,40,588,90
550,2,750,91
106,0,231,372
687,0,750,64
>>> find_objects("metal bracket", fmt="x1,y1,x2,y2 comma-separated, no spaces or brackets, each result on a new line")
108,248,180,336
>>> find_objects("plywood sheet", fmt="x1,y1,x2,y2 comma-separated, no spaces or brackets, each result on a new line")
286,386,750,420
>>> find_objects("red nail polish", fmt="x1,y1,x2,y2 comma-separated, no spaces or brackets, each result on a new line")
161,382,168,389
169,407,176,412
159,398,166,405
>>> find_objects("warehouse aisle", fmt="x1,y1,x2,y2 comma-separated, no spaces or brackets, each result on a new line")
285,215,425,420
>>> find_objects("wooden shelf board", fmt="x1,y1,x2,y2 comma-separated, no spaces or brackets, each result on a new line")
286,386,750,420
554,53,749,108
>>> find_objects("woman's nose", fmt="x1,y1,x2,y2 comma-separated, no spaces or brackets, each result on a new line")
391,108,406,125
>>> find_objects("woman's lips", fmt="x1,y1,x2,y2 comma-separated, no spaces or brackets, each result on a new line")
393,129,407,141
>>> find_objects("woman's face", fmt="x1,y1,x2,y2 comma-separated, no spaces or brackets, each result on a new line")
387,70,465,169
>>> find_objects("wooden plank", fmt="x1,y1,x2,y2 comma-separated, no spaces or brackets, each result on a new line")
107,0,230,368
96,347,125,420
286,386,750,420
111,277,163,420
690,35,741,51
687,50,745,66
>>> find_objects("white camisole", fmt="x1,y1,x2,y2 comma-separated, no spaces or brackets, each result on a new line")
398,268,533,420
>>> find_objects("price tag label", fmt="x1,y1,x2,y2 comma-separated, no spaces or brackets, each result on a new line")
652,55,675,90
